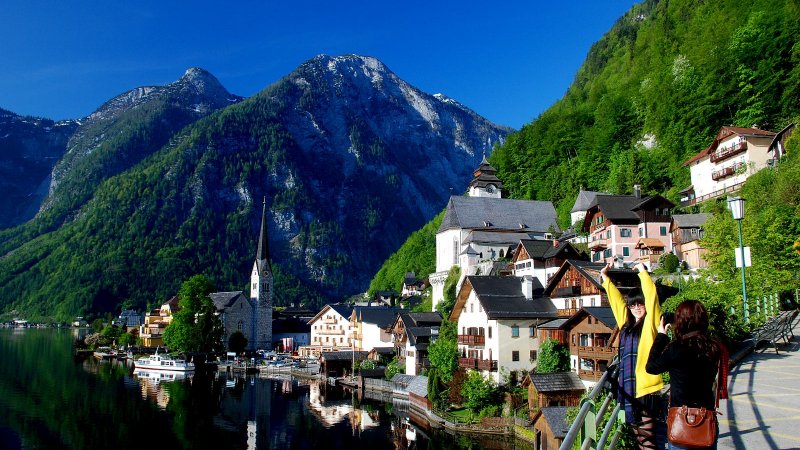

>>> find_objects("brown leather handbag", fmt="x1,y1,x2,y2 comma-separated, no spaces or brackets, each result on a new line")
666,405,717,448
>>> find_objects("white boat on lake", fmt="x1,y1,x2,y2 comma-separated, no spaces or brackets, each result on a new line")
133,350,195,372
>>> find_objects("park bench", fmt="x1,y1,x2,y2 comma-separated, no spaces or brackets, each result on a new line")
753,309,798,354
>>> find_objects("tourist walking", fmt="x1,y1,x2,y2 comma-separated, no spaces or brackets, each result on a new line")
601,262,666,450
646,300,728,450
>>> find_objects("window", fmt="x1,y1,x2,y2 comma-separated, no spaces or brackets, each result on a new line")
511,325,519,338
488,327,492,338
529,325,536,337
530,350,537,361
453,239,459,265
639,227,644,237
623,247,630,257
512,351,519,362
660,226,667,236
620,228,632,237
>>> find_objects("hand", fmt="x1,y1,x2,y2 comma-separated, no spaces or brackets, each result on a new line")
634,262,647,273
658,316,671,334
600,263,610,282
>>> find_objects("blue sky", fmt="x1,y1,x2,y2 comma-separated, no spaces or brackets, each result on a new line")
1,1,638,129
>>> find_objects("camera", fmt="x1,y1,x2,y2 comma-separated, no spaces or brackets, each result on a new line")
661,312,675,325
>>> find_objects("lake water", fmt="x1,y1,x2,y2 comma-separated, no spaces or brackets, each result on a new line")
0,328,516,450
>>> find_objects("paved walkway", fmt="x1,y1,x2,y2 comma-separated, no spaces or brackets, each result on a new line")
718,314,800,450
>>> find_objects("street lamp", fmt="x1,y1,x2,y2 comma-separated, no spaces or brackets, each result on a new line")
728,197,749,323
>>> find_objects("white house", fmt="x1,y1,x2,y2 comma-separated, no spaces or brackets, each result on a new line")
511,239,584,290
350,307,398,352
681,126,776,206
431,157,560,311
302,304,354,357
450,275,558,384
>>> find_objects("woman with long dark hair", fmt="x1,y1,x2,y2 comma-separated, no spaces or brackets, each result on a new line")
646,300,728,450
601,262,666,450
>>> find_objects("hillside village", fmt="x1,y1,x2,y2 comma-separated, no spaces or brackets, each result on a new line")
92,122,796,446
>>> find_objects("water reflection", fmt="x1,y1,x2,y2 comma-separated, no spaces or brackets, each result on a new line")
0,329,506,450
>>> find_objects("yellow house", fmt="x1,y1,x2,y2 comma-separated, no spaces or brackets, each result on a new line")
139,296,180,347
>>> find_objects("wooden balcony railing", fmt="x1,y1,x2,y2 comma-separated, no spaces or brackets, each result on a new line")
710,141,747,163
577,345,616,359
458,334,486,345
459,357,498,372
558,308,579,317
317,328,345,335
711,166,735,181
554,286,582,297
578,369,604,381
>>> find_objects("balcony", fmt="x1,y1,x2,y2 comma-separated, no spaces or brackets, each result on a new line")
558,308,579,317
577,345,616,359
588,238,607,250
458,334,486,345
554,286,582,298
459,357,498,372
710,141,747,163
578,369,604,381
317,328,345,335
711,166,735,181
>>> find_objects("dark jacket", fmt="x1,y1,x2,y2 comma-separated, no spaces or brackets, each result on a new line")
645,333,718,409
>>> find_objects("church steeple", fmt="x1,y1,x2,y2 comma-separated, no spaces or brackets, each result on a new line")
467,154,503,198
255,197,271,273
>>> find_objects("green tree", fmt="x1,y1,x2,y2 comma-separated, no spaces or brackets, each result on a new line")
163,274,223,353
427,319,459,383
228,331,248,354
536,339,571,373
385,356,404,380
436,266,461,317
461,370,498,413
659,253,680,273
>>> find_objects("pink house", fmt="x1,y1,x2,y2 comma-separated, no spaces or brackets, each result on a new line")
582,186,674,271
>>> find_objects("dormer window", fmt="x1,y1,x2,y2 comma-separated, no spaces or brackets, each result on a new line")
483,221,493,227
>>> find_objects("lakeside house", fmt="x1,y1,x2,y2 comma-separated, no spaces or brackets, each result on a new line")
303,304,354,357
451,275,558,384
391,311,443,376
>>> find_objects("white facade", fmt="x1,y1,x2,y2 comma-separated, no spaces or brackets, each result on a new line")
684,128,775,204
308,307,353,353
456,290,541,384
358,322,393,352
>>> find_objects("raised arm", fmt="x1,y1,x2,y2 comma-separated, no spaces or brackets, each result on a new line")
601,264,628,327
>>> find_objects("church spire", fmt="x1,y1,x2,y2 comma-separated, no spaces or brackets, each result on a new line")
256,197,271,272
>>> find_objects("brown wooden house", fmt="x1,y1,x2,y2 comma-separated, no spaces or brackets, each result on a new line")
522,371,586,416
531,406,570,450
562,307,618,382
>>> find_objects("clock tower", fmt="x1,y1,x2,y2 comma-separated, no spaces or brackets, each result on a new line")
467,154,503,198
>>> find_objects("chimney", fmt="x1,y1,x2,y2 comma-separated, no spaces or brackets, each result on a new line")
552,239,559,248
521,276,534,300
633,185,641,198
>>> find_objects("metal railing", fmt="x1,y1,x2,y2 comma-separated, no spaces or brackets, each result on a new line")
559,364,625,450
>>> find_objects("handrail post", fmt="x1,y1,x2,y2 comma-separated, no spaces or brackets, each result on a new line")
580,396,597,449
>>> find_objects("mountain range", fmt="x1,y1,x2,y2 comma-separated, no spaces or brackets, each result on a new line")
0,54,511,319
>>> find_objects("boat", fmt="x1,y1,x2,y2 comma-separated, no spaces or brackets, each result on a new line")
133,368,190,384
133,350,195,372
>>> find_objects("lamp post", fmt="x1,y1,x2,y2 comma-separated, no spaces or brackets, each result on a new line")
728,197,749,324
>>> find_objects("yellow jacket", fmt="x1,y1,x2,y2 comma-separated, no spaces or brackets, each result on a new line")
604,270,664,398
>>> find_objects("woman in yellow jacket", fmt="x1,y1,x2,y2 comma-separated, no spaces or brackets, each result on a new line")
601,262,665,450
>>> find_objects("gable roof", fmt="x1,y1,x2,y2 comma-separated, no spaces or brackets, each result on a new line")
540,407,571,439
543,260,606,296
407,326,439,346
354,307,401,328
529,371,586,393
537,318,569,329
516,239,581,261
582,194,674,231
570,190,606,213
683,126,777,166
406,375,429,398
454,276,557,321
209,291,248,310
439,196,560,234
636,238,665,249
562,307,617,330
308,304,353,325
671,213,711,229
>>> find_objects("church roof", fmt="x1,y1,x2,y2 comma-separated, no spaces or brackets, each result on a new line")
438,196,560,234
209,291,248,310
255,198,272,274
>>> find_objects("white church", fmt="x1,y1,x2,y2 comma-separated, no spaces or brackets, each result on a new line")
429,157,561,311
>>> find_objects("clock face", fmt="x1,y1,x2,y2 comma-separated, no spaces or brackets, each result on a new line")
486,184,495,194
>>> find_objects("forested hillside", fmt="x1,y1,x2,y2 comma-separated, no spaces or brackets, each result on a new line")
370,0,800,293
